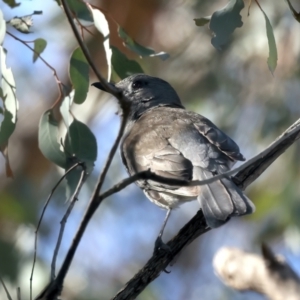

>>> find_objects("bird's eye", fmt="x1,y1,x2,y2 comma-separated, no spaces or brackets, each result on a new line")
132,80,143,89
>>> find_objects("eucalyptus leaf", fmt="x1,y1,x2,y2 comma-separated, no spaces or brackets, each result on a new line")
3,0,20,8
33,38,47,62
111,46,144,79
69,47,89,104
0,10,6,45
0,46,18,146
0,142,14,178
87,4,112,80
118,27,169,61
63,119,96,199
258,6,278,74
65,160,85,199
64,118,97,166
60,90,74,129
210,0,244,49
66,0,93,22
38,109,66,168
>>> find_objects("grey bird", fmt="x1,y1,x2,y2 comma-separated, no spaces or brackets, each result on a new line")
93,74,255,246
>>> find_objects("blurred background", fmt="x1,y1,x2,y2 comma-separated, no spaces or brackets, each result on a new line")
0,0,300,299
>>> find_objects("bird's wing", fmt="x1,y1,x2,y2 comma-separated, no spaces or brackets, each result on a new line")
165,109,245,172
190,113,245,162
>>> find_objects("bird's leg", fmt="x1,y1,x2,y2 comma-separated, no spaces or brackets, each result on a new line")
154,209,172,254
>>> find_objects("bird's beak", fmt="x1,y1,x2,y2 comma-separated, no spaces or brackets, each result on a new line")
91,81,115,92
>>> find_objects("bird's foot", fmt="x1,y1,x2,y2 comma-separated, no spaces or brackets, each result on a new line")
153,236,173,273
154,236,171,253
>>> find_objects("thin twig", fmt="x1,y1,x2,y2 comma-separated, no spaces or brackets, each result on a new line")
0,276,13,300
6,31,65,105
50,168,87,281
30,162,84,300
73,14,96,38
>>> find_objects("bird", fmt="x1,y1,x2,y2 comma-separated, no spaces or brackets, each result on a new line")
92,74,255,248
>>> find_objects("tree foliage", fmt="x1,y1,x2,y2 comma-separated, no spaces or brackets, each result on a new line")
0,0,300,299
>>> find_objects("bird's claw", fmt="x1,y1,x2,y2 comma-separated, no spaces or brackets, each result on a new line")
153,236,173,273
154,236,171,253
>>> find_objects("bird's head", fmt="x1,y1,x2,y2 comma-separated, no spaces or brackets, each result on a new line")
92,74,184,120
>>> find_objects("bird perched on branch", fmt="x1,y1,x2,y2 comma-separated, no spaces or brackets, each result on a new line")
93,74,255,248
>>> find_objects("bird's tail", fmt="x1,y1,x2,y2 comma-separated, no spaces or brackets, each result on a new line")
196,169,255,228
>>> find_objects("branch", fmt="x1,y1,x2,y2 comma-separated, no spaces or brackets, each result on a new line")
213,245,300,300
50,168,87,281
233,117,300,189
0,276,13,300
112,210,209,300
112,117,300,300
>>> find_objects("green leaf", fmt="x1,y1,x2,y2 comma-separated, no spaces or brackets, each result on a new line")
194,17,211,27
118,27,169,61
63,118,96,200
64,161,84,199
0,110,15,146
69,47,89,104
64,118,97,165
87,4,112,80
286,0,300,23
60,90,74,129
0,142,14,178
38,109,66,168
66,0,93,22
3,0,20,8
258,6,278,74
33,38,47,62
0,46,18,146
209,0,244,49
0,10,6,45
111,46,144,80
32,11,43,15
